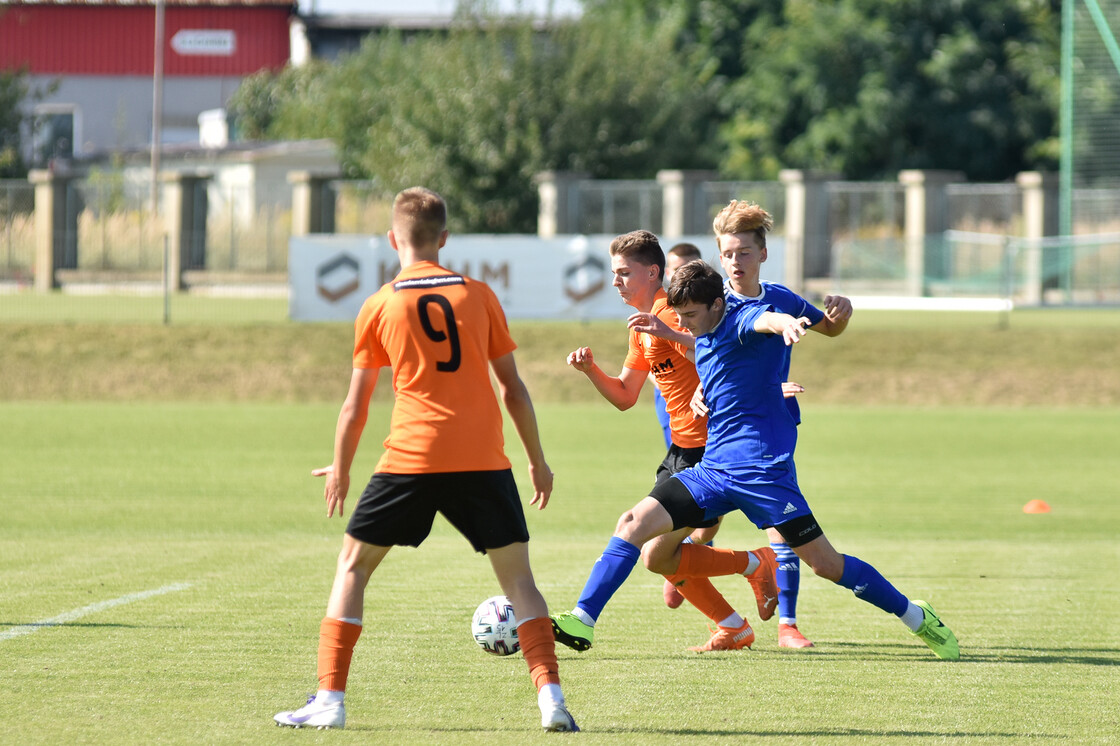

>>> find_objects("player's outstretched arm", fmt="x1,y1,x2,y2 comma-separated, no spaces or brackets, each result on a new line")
756,312,812,346
315,367,379,518
627,311,696,350
565,346,646,411
491,352,554,510
812,294,853,337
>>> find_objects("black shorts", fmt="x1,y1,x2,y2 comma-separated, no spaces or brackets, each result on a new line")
649,475,712,532
345,470,530,554
652,444,718,530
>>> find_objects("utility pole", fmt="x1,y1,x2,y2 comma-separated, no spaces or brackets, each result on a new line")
151,0,165,215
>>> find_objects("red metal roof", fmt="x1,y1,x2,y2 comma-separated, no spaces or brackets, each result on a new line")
0,1,294,6
0,2,293,75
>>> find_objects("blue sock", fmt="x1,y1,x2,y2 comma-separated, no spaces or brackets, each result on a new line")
772,542,800,624
836,555,908,617
574,537,642,623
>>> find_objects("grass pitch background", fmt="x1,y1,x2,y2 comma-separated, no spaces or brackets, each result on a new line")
1,307,1119,744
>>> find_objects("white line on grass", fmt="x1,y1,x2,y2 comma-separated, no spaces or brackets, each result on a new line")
0,582,192,642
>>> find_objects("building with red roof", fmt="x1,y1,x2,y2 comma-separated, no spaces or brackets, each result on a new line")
0,0,295,164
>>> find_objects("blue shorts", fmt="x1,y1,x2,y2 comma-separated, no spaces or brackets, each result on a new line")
671,459,812,530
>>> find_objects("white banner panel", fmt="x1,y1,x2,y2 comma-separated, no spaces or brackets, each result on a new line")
289,234,785,322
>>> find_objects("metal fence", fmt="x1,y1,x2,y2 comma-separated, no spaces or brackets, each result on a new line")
204,181,290,273
825,181,906,287
946,183,1022,235
73,172,165,273
330,180,393,236
575,180,663,235
697,181,786,236
1073,185,1120,235
0,180,35,282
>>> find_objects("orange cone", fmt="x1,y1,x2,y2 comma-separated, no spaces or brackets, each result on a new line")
1023,499,1051,514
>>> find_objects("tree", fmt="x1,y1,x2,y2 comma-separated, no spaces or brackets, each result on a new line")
720,0,1061,181
228,10,720,232
0,69,31,177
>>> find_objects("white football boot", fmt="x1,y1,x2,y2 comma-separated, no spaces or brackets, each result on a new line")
274,694,346,729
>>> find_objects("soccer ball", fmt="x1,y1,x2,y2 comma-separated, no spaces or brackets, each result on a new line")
471,595,520,656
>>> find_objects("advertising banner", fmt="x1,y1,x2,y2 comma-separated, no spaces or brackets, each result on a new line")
289,235,785,322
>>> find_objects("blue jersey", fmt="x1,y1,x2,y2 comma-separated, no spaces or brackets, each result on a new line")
694,294,799,468
724,280,824,425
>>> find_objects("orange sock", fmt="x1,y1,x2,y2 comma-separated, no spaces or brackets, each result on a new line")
517,617,560,690
677,543,751,578
317,617,363,692
666,573,736,623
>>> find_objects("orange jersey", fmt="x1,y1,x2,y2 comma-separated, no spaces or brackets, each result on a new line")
624,290,707,448
353,260,517,474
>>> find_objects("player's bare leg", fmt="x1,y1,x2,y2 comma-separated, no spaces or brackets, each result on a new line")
275,537,391,730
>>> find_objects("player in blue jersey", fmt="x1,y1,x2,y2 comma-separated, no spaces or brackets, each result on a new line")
551,260,959,662
639,201,852,648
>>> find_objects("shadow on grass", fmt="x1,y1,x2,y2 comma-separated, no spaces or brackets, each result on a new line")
575,641,1120,667
819,640,1120,666
369,725,1062,739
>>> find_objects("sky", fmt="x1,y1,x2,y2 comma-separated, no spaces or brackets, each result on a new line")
297,0,582,15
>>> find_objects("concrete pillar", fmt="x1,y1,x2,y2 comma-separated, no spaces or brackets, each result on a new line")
657,169,717,238
29,169,78,291
289,170,339,236
535,171,588,237
779,170,806,293
899,169,965,296
1016,171,1058,305
779,170,836,292
161,171,210,291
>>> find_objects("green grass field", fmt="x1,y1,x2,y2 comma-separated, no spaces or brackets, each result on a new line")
2,399,1118,744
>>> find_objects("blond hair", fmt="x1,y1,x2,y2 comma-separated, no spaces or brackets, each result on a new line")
392,187,447,247
712,200,774,248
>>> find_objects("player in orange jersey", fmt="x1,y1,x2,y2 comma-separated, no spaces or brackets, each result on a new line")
559,230,778,653
274,187,578,733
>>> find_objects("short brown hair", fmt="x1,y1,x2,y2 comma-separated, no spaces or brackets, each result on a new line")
712,200,774,248
392,187,447,247
609,230,665,281
667,242,702,262
666,260,723,309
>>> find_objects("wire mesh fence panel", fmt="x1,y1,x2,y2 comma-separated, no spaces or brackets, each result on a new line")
204,182,291,273
74,172,165,273
932,232,1017,296
696,182,786,236
689,180,788,236
0,180,35,282
826,182,905,286
1069,1,1120,194
830,237,908,289
946,183,1022,235
1072,186,1120,235
575,181,663,235
826,181,905,243
1067,234,1120,303
331,180,393,236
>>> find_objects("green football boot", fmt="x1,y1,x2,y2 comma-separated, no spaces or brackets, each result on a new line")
550,611,594,652
911,600,960,660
